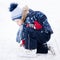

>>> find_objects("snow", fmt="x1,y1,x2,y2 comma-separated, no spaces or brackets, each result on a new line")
0,0,60,60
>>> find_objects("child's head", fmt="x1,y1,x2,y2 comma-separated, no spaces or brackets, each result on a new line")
9,3,29,26
9,3,23,26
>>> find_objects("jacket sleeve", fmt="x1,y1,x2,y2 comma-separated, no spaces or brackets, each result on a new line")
16,25,24,43
35,11,53,34
21,26,29,41
16,29,22,43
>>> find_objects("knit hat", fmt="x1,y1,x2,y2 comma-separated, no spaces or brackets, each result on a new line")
9,3,22,20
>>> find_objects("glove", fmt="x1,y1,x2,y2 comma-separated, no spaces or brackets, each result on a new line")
20,39,25,46
22,39,25,45
34,20,42,30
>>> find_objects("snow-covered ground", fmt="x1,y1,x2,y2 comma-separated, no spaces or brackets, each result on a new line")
0,0,60,60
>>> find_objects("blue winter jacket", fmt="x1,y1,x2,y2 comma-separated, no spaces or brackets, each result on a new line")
21,9,53,49
16,9,53,50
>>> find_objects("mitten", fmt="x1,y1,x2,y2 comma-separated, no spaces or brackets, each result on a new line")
20,39,25,46
22,39,25,45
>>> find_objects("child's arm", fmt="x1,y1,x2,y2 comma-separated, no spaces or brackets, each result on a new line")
20,39,25,46
26,20,42,30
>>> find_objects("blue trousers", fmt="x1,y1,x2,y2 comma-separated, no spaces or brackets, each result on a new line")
36,31,51,53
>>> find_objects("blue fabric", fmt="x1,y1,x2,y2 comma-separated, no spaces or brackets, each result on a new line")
16,25,23,43
22,9,53,49
35,11,53,34
16,9,53,50
9,3,18,12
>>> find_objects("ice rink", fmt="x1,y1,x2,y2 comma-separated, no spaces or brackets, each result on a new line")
0,0,60,60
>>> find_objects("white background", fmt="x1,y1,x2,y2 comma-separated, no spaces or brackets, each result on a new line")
0,0,60,60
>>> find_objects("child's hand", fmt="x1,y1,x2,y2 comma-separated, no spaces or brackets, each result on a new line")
20,43,24,47
20,39,25,47
26,20,43,30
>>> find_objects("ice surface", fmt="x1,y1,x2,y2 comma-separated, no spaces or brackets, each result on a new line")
0,0,60,60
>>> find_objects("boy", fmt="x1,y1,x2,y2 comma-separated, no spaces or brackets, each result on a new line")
9,3,55,54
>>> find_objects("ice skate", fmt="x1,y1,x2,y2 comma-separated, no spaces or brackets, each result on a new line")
48,45,55,55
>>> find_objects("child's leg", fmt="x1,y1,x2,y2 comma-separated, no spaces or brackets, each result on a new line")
36,32,51,54
36,42,48,54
